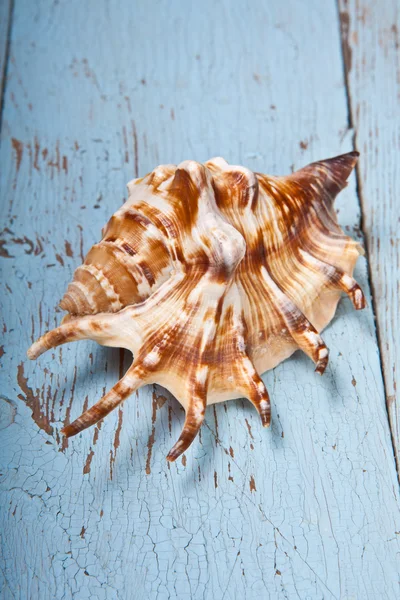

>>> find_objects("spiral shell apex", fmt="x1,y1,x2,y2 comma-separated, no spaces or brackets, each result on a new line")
27,152,366,461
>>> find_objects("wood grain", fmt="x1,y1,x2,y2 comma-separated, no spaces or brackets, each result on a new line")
0,1,399,598
338,0,400,475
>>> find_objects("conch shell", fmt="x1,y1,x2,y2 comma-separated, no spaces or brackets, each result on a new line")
28,152,365,461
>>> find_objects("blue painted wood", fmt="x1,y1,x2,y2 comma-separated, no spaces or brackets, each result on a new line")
0,1,399,599
339,0,400,475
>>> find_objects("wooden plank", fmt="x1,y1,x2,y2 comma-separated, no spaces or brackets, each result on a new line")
338,0,400,475
0,1,399,598
0,0,12,117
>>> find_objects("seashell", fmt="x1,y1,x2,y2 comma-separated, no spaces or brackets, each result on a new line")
27,152,366,461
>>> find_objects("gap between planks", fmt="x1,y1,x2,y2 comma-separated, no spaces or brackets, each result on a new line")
0,0,14,134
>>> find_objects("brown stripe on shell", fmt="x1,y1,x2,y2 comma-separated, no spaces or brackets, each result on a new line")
121,242,136,256
288,151,359,207
167,166,201,233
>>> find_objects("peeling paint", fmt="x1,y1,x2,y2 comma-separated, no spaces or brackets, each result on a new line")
245,418,254,440
340,10,352,77
17,362,53,435
65,240,73,257
83,449,94,474
11,138,23,172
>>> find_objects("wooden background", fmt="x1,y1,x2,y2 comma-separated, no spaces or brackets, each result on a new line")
0,1,399,598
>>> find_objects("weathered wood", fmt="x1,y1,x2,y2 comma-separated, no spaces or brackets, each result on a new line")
0,1,399,598
0,0,12,117
338,0,400,475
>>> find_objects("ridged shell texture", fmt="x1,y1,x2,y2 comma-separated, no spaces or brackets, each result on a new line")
28,152,365,461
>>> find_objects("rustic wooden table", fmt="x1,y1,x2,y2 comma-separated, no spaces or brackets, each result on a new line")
1,1,399,599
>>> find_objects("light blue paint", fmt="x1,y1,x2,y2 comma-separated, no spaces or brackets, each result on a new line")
0,1,399,599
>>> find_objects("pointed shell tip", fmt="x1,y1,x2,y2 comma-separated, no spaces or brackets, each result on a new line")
27,345,38,360
60,426,71,438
